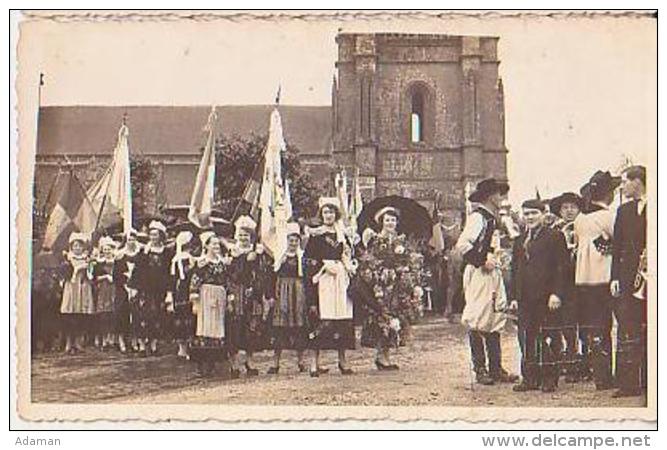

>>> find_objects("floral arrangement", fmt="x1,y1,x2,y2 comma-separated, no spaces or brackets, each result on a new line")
356,230,426,347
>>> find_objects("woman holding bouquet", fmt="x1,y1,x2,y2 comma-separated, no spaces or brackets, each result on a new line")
357,207,424,370
304,197,357,377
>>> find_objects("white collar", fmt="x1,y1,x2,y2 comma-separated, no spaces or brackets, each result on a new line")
144,244,165,254
591,201,609,210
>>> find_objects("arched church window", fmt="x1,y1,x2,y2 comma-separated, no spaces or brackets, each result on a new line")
411,91,424,143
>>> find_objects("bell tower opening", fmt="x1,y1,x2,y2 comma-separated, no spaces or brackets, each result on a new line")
410,90,424,143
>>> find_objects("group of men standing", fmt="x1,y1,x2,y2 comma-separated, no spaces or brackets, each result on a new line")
454,166,647,398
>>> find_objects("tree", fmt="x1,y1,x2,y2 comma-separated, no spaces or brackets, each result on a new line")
130,156,160,220
212,133,323,220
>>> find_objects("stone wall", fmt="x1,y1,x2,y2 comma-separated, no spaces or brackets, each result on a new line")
333,33,508,215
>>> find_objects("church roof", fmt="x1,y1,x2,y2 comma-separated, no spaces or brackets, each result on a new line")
36,105,332,157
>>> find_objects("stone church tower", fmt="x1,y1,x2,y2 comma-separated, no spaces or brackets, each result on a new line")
332,33,508,223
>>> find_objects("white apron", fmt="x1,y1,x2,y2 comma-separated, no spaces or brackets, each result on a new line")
460,264,507,333
196,284,226,339
313,260,353,320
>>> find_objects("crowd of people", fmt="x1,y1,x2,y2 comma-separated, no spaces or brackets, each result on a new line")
453,166,647,399
32,196,426,378
31,165,647,400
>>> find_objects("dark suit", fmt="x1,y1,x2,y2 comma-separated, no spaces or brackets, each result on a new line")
511,225,569,388
611,199,647,392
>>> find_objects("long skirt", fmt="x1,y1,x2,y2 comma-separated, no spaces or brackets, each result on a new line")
225,286,267,353
127,288,141,337
307,319,356,350
196,284,226,340
309,261,355,350
114,288,132,335
95,281,115,334
271,277,307,350
95,280,115,314
136,290,167,340
60,276,95,315
360,314,410,349
173,302,195,341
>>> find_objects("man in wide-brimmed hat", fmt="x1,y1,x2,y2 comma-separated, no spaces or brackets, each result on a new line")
611,165,647,397
454,178,518,386
573,170,621,389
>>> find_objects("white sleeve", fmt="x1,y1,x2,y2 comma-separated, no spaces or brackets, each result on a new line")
605,208,617,237
454,212,485,256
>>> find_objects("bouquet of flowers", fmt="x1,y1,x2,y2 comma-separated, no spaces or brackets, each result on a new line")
357,230,425,347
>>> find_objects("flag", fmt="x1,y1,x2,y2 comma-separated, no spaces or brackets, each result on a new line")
235,146,267,223
87,122,133,234
258,107,290,264
275,85,281,105
335,170,350,226
348,168,363,233
41,170,98,251
188,107,218,228
284,179,293,220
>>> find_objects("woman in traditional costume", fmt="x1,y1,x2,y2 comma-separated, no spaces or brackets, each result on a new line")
268,222,308,374
92,236,118,350
113,229,141,354
304,197,357,377
133,220,174,356
189,232,230,376
357,206,425,370
227,216,273,377
170,231,197,359
59,232,95,354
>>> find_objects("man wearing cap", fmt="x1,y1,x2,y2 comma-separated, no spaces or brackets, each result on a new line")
610,165,647,397
454,178,518,385
510,199,569,392
549,192,585,382
573,170,621,389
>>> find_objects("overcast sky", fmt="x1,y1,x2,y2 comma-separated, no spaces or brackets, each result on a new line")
20,12,656,204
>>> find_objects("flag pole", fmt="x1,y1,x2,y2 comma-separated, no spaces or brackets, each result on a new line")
93,115,128,233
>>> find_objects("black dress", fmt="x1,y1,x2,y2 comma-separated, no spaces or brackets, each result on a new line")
270,254,308,350
226,245,273,352
133,246,174,340
303,231,356,350
170,254,196,341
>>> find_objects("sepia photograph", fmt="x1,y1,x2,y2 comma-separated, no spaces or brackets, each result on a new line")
12,9,657,426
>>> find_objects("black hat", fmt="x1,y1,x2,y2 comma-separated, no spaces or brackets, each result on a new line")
521,199,546,212
588,170,621,199
623,165,646,185
468,178,510,203
549,192,584,216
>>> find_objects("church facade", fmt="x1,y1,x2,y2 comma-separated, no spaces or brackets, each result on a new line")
332,33,508,223
34,32,508,224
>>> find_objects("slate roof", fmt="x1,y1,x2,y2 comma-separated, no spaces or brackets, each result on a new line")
37,105,332,157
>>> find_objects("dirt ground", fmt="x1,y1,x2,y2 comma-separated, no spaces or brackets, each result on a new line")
31,316,645,407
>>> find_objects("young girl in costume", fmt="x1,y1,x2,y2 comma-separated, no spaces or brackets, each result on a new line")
59,232,95,354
